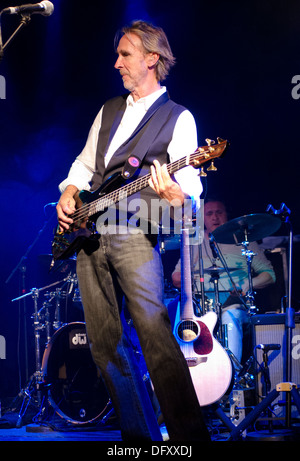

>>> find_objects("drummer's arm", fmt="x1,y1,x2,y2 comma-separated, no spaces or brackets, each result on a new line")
172,270,181,289
241,271,274,294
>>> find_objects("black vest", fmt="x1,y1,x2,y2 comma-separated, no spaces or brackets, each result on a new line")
91,92,187,227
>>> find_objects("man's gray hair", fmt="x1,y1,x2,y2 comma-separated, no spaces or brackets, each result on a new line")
116,20,176,82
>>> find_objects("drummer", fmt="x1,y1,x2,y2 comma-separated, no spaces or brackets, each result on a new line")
171,198,276,364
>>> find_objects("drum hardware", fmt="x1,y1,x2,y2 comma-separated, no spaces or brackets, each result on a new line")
193,242,252,388
43,288,66,331
41,322,112,426
10,274,76,428
212,206,300,440
11,277,113,429
13,288,48,428
239,238,257,314
72,287,82,303
38,254,77,274
44,289,63,331
206,265,224,344
211,213,281,316
211,213,282,246
33,298,52,344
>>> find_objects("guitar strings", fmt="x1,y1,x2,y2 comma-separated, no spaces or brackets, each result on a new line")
68,149,211,224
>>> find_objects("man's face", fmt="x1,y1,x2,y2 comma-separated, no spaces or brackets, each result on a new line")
115,33,151,93
204,201,228,233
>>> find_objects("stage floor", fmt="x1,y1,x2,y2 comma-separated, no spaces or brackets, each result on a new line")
1,424,300,443
0,402,298,442
0,424,123,442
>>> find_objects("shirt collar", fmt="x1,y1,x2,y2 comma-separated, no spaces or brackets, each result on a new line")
126,86,167,111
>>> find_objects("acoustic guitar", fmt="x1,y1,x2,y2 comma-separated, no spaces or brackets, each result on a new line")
172,225,233,406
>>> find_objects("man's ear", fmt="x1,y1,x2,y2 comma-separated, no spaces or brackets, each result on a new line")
147,52,160,68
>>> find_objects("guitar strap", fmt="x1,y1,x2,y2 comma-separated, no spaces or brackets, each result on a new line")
120,91,171,179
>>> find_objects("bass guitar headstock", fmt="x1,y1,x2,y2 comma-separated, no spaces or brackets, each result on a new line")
190,138,228,177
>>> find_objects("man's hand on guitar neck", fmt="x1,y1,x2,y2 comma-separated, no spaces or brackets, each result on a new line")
56,185,78,231
149,160,185,206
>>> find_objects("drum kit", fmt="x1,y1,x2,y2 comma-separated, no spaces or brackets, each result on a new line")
161,212,282,319
11,261,111,429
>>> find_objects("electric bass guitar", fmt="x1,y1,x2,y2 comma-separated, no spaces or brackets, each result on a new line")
52,138,227,261
171,225,233,406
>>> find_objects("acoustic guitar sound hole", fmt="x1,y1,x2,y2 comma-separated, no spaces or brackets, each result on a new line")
176,320,200,342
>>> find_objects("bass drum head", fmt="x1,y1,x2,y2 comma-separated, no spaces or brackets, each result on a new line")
42,322,110,425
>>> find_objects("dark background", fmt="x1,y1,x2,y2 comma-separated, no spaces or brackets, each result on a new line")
0,0,299,399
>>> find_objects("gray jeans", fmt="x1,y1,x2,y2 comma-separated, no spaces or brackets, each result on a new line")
76,231,209,441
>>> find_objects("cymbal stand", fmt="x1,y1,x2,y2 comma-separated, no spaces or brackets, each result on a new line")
44,288,63,331
208,266,225,345
14,289,46,427
38,298,53,345
234,227,257,315
11,276,72,427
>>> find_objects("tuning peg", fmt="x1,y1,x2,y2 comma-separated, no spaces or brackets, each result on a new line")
198,167,207,177
217,137,224,144
207,160,217,171
205,138,215,146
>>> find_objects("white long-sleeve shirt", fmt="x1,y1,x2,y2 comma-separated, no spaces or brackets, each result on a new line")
59,87,202,206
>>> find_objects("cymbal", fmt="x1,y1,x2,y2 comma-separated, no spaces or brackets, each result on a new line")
193,266,239,275
211,213,281,244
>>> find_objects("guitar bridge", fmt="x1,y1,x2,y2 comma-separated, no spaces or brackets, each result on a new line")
186,357,208,367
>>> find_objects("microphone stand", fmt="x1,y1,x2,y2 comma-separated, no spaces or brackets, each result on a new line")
267,204,295,427
0,11,32,60
0,14,3,61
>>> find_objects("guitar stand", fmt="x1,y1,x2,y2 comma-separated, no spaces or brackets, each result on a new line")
210,339,300,440
210,382,300,441
229,382,300,441
228,304,300,440
209,311,299,440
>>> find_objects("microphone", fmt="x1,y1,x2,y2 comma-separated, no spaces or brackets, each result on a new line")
208,233,219,259
1,2,54,16
256,344,281,352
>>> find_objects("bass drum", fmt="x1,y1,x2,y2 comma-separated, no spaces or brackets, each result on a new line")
42,322,111,425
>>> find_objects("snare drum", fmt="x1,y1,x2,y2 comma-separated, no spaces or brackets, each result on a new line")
42,322,110,425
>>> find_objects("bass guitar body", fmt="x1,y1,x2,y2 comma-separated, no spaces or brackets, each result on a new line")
52,173,122,260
